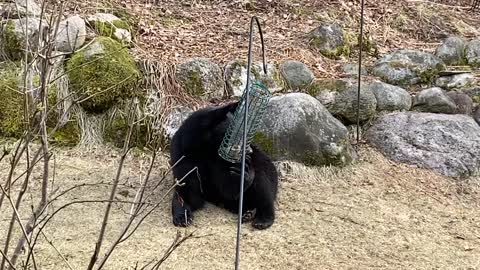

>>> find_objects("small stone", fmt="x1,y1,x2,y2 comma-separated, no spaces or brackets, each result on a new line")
412,87,457,114
279,60,314,90
435,73,476,90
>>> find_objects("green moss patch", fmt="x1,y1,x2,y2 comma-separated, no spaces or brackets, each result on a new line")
0,62,25,137
2,20,23,60
66,37,141,114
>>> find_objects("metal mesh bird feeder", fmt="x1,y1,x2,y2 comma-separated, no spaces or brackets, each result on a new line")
218,17,272,164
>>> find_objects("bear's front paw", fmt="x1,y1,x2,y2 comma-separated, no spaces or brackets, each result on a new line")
172,207,193,227
252,216,274,230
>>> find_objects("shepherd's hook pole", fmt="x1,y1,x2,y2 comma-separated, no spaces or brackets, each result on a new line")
234,16,266,270
356,0,366,143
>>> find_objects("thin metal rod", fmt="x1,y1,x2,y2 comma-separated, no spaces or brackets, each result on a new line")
234,16,266,270
356,0,366,143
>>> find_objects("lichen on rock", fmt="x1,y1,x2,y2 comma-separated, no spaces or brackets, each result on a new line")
176,58,225,100
66,36,141,113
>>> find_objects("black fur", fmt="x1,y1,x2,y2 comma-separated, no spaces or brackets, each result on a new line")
170,101,278,230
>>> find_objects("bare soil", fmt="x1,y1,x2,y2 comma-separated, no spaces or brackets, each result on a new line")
1,145,479,270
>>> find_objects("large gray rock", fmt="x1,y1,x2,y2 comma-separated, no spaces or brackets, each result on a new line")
254,93,355,167
224,60,283,97
366,112,480,177
307,23,346,59
445,91,473,115
0,18,47,60
435,36,467,65
279,60,314,90
54,15,86,52
369,81,412,112
466,39,480,67
176,58,225,100
435,73,476,90
412,87,457,114
372,49,445,86
1,0,42,19
310,78,377,124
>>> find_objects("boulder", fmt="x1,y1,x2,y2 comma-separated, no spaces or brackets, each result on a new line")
435,73,476,90
474,106,480,125
254,93,355,166
369,81,412,112
435,36,467,65
463,87,480,104
279,60,314,90
366,112,480,177
309,78,377,124
65,37,141,113
162,106,194,139
87,13,132,45
0,0,42,19
54,15,86,52
412,87,456,114
0,18,47,60
372,49,445,86
176,58,225,100
307,23,348,59
466,38,480,67
224,60,283,97
342,62,368,77
445,91,473,115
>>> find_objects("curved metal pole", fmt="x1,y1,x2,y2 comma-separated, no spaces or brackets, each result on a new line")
234,16,267,270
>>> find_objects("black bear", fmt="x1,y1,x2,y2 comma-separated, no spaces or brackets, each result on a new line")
169,101,278,230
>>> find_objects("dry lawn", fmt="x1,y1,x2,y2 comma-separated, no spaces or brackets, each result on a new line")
1,145,479,270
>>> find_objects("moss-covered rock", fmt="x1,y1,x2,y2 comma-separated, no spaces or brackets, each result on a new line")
372,49,446,86
88,13,132,45
308,23,349,59
176,58,225,100
0,18,46,61
224,59,285,97
66,37,141,113
308,78,377,124
0,62,25,137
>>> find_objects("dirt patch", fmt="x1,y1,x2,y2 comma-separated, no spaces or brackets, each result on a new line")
1,145,479,269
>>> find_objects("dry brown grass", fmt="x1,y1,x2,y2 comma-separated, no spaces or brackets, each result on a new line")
1,145,479,269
